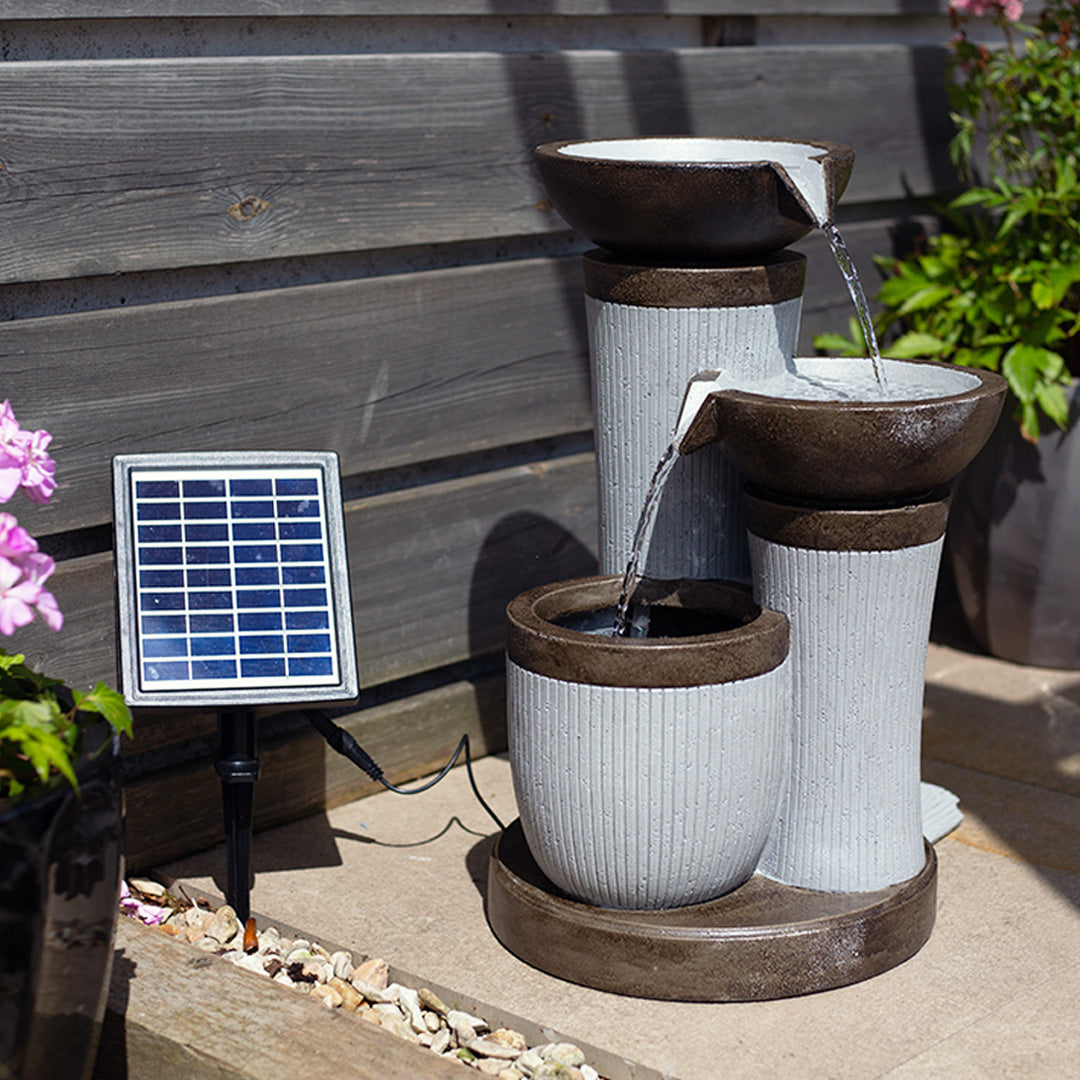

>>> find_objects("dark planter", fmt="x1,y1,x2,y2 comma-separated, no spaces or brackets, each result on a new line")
0,720,123,1080
950,381,1080,668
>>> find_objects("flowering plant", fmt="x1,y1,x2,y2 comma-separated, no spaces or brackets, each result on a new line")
0,401,132,801
816,0,1080,442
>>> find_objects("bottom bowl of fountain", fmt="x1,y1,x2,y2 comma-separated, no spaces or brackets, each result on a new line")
679,357,1007,506
506,576,791,910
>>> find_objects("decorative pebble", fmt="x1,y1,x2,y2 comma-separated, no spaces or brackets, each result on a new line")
311,984,343,1009
310,959,334,983
328,977,362,1012
449,1011,478,1046
491,1029,528,1052
330,951,353,981
394,984,426,1033
206,905,239,946
259,927,281,951
544,1043,586,1068
136,888,610,1080
516,1049,544,1076
353,957,389,989
418,987,448,1015
129,877,167,898
469,1037,522,1061
350,979,392,1005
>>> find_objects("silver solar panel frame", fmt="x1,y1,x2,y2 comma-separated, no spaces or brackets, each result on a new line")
113,450,359,707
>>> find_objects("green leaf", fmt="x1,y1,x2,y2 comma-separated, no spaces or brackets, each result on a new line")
73,682,134,739
897,285,955,316
883,332,948,360
1002,343,1059,400
0,719,78,791
813,332,862,357
1034,381,1071,430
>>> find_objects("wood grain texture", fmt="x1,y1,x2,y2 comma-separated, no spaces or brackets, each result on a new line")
16,453,598,715
95,916,469,1080
123,674,506,870
6,3,952,19
5,256,592,538
0,47,951,282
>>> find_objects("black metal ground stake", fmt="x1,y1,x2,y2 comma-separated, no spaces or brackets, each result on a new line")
215,709,259,924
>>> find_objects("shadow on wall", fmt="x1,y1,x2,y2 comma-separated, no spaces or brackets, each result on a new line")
467,510,598,749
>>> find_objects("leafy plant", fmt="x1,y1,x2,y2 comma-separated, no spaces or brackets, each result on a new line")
816,0,1080,442
0,400,132,802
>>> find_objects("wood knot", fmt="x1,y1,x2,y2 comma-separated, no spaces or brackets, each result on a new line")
227,195,270,222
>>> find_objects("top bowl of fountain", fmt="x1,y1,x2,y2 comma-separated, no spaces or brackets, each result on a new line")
534,137,854,262
679,357,1007,506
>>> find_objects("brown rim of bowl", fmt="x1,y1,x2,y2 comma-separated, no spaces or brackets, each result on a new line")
506,576,789,689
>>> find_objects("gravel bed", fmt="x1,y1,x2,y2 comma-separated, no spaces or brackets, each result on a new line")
122,878,608,1080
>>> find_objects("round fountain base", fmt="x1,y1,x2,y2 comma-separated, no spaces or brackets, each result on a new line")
487,819,936,1001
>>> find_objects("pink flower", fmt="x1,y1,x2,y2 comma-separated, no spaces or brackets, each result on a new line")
0,404,63,632
0,555,42,637
0,513,38,560
951,0,1023,20
16,429,56,505
119,881,169,925
20,552,62,632
0,400,57,506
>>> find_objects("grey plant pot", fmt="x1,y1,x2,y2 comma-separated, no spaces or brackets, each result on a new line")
0,720,123,1080
950,382,1080,669
506,576,791,910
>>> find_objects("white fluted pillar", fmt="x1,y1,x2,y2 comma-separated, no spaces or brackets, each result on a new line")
747,490,949,892
584,251,804,582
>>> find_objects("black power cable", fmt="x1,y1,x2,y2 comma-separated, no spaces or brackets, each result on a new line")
303,710,505,832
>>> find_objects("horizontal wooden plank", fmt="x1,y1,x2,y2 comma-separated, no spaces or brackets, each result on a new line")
123,673,506,870
4,256,592,537
15,453,598,725
0,46,951,282
5,3,951,18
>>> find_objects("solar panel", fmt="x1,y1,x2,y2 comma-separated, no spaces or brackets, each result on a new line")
113,451,359,707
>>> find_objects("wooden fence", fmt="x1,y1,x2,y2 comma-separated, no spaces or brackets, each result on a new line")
1,1,957,869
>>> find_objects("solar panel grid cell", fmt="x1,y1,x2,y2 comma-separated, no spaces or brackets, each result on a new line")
131,467,340,694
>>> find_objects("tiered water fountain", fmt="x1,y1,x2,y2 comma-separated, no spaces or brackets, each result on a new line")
486,138,1006,1000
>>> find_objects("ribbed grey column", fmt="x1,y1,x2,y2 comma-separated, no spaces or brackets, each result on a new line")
508,660,791,910
583,251,805,583
750,518,944,892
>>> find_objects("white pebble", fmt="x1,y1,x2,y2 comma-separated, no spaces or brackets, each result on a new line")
330,951,353,981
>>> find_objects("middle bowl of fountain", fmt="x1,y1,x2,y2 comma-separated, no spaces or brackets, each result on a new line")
679,357,1008,506
535,137,854,262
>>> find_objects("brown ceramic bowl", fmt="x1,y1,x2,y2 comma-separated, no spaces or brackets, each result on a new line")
679,357,1008,506
535,137,854,262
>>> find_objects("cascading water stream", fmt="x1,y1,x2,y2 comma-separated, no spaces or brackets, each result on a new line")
612,440,679,636
823,221,888,396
